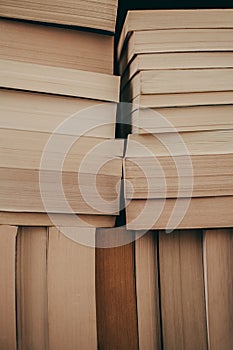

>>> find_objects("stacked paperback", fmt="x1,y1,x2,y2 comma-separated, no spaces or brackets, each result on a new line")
0,4,233,350
0,0,122,227
0,2,121,349
118,9,233,230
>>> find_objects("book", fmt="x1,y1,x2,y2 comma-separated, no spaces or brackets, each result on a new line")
203,229,233,350
0,168,121,214
131,105,233,134
48,227,97,349
158,230,207,350
128,69,233,98
126,130,233,160
126,196,233,230
134,231,161,349
118,9,233,58
16,227,48,350
0,225,17,350
125,152,233,180
0,212,116,227
0,59,120,102
0,18,114,74
0,0,118,33
132,91,233,109
96,227,138,350
126,174,233,199
0,89,117,139
120,29,233,73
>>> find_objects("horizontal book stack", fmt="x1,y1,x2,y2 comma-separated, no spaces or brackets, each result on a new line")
0,2,121,349
0,4,233,350
0,60,123,228
119,9,233,108
118,9,233,230
0,18,114,75
0,0,118,75
125,131,233,230
0,0,122,227
118,13,233,349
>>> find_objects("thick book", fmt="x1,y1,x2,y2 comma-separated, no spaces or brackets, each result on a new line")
47,227,97,349
0,0,118,33
126,196,233,230
126,174,233,199
0,168,121,214
131,105,233,134
126,130,233,158
0,19,114,74
0,59,120,102
0,89,117,139
128,69,233,98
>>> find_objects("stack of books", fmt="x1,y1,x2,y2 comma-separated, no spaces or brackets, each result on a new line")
0,0,122,227
118,10,233,230
0,18,114,74
0,5,232,350
0,2,120,349
0,65,123,226
119,9,233,110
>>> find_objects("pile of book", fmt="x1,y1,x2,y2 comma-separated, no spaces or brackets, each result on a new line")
118,9,233,230
0,2,122,349
0,61,123,226
0,4,233,350
0,0,122,228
